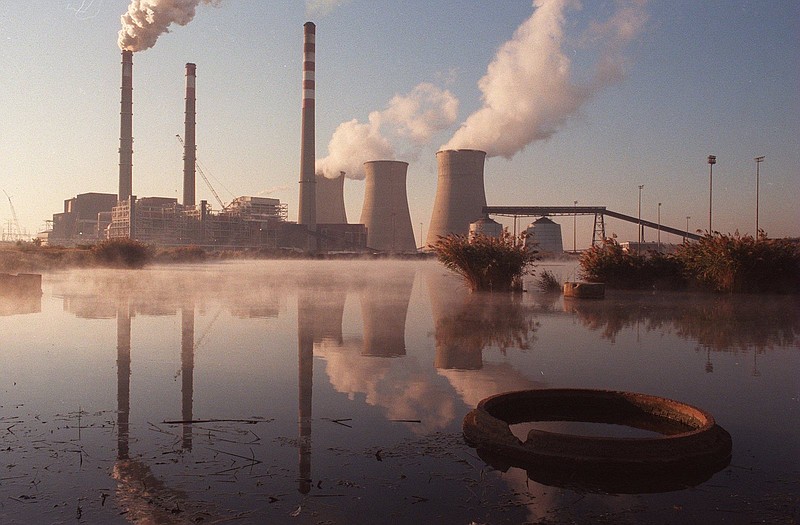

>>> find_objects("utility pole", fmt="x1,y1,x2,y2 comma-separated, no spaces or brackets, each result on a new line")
755,156,764,236
707,155,716,233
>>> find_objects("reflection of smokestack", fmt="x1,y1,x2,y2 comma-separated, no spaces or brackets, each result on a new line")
119,50,134,202
297,294,314,494
181,305,194,450
183,63,197,207
425,149,487,246
116,302,131,460
299,22,316,231
360,161,416,252
315,172,347,224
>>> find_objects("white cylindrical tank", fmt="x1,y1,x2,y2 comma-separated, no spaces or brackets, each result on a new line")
316,172,347,224
425,149,487,246
469,215,504,241
360,160,416,252
525,217,564,254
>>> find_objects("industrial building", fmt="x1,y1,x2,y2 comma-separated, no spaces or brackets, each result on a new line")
525,217,564,254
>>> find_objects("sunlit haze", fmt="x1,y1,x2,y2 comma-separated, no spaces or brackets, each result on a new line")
1,1,797,244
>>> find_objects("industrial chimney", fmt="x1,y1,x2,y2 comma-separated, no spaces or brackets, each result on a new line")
315,172,347,224
425,149,487,246
183,63,197,207
118,50,134,202
360,161,416,252
298,22,316,231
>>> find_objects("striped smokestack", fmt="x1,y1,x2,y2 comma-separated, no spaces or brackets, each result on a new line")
298,22,316,231
119,50,133,202
183,63,197,207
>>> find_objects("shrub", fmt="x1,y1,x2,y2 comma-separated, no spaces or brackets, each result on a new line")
154,245,207,263
430,231,538,292
579,236,686,290
537,269,562,293
675,232,800,293
91,238,151,268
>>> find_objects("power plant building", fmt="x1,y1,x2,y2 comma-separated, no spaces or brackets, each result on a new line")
360,161,416,253
426,149,487,246
525,217,564,254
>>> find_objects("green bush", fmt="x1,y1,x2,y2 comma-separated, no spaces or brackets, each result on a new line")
430,231,538,292
91,238,151,269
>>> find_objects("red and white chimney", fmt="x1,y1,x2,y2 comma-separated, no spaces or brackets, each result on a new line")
298,22,316,230
118,50,133,202
183,63,197,207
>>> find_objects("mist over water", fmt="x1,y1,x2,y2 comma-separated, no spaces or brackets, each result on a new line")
1,259,797,523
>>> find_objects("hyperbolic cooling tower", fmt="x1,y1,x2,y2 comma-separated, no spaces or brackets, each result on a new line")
183,63,197,207
298,22,316,230
119,50,134,202
316,172,347,224
425,149,487,246
360,161,416,252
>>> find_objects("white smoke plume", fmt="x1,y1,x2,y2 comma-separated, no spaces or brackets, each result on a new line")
317,83,458,180
443,0,647,158
306,0,353,18
118,0,222,52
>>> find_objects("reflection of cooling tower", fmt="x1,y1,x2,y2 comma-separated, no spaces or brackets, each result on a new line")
426,269,483,370
425,149,487,246
119,50,133,202
360,161,416,252
183,63,197,207
361,268,415,357
316,173,347,224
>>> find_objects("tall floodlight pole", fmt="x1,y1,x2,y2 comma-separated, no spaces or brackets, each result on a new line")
685,216,691,243
755,156,764,236
707,155,716,233
573,200,578,253
657,202,662,252
637,185,644,254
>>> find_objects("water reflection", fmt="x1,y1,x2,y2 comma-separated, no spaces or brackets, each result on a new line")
565,293,800,351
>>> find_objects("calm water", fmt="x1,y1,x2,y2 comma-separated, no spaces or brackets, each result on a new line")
1,260,798,524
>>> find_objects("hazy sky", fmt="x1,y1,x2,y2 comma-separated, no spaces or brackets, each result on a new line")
1,0,798,245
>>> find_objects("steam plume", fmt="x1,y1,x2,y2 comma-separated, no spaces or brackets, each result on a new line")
306,0,353,18
118,0,221,52
443,0,647,158
317,83,458,179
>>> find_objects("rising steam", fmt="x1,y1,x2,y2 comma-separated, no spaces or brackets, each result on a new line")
443,0,647,158
316,83,458,179
118,0,221,52
306,0,353,18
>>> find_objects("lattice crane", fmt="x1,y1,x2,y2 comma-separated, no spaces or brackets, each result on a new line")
2,190,22,239
176,134,226,210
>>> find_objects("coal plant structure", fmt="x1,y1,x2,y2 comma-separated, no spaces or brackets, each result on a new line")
298,22,317,233
316,172,347,224
183,63,197,207
359,161,416,252
425,149,487,246
118,50,133,202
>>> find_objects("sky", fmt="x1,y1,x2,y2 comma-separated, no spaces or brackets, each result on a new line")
1,0,798,247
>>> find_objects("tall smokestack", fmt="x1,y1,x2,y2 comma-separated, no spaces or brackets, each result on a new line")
360,161,416,252
119,50,133,202
298,22,316,231
183,63,197,207
315,172,347,224
425,149,487,246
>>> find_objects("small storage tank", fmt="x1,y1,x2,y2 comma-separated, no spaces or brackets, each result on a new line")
525,217,563,254
469,215,504,241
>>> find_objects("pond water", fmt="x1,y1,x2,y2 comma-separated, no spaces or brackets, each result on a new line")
1,259,798,524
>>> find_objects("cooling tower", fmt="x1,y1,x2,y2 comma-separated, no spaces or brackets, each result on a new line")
119,50,133,202
298,22,316,231
425,149,487,246
316,172,347,224
183,63,197,207
360,161,416,252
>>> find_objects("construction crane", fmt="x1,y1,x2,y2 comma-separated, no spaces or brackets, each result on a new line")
2,189,22,240
176,134,225,210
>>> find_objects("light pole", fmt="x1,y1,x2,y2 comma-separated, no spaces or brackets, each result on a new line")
573,200,578,253
685,216,690,243
707,155,716,233
637,185,644,254
657,202,662,252
755,156,764,236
